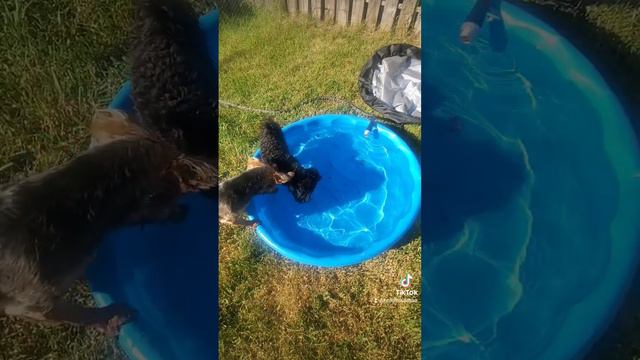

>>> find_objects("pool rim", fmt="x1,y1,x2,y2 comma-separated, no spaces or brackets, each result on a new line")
424,1,640,359
249,113,422,268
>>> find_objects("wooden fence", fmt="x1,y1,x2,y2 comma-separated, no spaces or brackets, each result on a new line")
282,0,422,34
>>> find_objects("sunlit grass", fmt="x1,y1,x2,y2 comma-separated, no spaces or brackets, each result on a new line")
0,0,133,357
0,1,213,358
218,10,421,360
585,2,640,56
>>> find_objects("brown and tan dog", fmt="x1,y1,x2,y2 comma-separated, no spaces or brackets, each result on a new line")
0,110,216,335
218,158,293,227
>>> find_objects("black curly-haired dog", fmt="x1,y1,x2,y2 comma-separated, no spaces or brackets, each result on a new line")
0,118,216,336
130,0,217,163
259,118,321,203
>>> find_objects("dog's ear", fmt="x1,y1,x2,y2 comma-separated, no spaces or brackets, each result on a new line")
90,109,146,147
273,171,294,184
246,157,265,170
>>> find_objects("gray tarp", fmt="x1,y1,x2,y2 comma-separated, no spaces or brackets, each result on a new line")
359,43,421,125
372,56,421,118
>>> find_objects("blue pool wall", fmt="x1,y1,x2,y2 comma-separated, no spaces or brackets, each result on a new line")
87,10,219,360
420,1,640,359
247,115,422,267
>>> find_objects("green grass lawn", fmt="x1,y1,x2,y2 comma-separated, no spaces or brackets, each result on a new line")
584,1,640,56
517,0,640,55
0,0,207,358
2,0,637,358
0,0,133,358
218,11,421,360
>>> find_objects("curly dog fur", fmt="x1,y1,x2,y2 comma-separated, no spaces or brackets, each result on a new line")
130,0,218,163
259,118,321,203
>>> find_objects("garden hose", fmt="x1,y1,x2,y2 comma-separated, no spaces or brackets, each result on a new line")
218,96,402,126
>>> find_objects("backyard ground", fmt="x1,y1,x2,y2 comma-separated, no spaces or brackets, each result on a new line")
0,0,210,358
1,0,639,358
217,10,421,360
0,0,132,358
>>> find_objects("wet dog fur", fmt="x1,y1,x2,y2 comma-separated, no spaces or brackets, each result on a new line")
259,118,321,203
0,116,216,335
130,0,217,163
218,158,293,227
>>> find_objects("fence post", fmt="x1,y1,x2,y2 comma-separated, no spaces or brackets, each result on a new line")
324,0,336,22
351,0,365,25
287,0,297,16
398,0,418,32
366,0,382,28
312,0,323,19
336,0,349,25
299,0,310,16
379,0,399,31
413,6,421,35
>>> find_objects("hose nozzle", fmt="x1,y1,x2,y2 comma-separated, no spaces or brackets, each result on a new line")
364,118,378,137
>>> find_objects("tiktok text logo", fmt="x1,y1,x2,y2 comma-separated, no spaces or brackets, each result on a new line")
396,273,419,296
400,273,413,288
373,272,420,304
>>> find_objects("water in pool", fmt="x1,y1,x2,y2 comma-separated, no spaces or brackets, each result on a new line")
295,129,388,248
248,115,421,267
424,1,640,359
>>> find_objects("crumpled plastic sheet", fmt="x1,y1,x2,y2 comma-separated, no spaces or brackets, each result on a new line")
372,56,422,118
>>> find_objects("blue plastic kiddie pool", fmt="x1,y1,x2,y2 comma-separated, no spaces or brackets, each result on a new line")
424,1,640,359
86,10,218,360
247,114,421,267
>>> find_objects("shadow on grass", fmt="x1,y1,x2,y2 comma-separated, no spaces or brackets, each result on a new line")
219,48,252,69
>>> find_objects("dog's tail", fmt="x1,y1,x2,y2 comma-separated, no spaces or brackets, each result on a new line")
262,117,283,134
